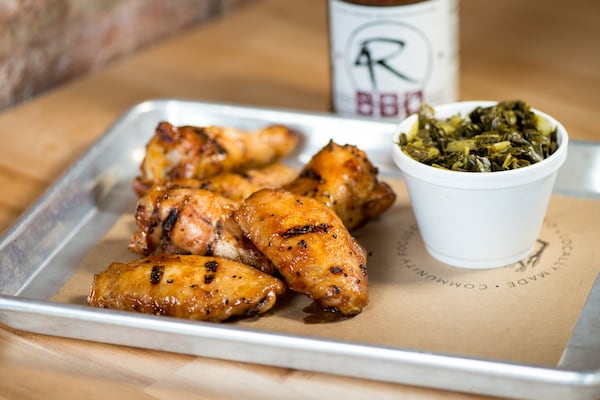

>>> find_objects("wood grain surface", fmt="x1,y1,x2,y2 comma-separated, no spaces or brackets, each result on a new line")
1,0,599,399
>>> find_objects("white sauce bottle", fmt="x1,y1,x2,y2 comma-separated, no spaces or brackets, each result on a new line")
328,0,459,120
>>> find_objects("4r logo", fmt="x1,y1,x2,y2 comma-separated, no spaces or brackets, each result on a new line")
354,38,419,86
344,21,432,118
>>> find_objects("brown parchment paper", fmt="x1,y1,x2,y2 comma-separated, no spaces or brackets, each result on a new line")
53,179,600,367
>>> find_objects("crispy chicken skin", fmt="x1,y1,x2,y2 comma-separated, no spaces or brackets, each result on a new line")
129,185,276,275
284,140,396,230
133,122,298,193
137,163,298,200
88,255,286,322
235,189,369,316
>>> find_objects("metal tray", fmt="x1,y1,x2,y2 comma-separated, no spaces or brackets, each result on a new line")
1,99,599,400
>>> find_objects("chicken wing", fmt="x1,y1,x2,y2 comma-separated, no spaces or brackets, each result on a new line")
137,163,298,200
88,254,286,322
134,122,298,193
235,188,368,316
284,140,395,230
129,185,276,275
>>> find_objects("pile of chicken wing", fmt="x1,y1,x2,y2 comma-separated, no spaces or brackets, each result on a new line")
88,121,396,322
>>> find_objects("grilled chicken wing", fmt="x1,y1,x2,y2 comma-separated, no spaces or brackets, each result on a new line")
138,163,298,200
88,255,286,322
134,122,298,193
129,185,275,274
235,188,368,316
284,140,395,230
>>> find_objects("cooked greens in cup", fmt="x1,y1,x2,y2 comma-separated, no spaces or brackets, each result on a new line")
397,100,559,172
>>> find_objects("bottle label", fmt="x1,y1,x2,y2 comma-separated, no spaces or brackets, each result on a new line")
328,0,458,120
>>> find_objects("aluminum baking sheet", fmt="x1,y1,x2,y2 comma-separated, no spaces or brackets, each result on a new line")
1,99,599,400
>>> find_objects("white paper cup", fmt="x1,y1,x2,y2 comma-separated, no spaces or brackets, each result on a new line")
392,101,569,269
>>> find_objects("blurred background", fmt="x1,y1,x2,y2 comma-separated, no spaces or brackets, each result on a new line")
1,0,598,135
0,0,253,110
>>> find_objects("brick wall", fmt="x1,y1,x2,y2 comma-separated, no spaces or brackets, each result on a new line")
0,0,250,110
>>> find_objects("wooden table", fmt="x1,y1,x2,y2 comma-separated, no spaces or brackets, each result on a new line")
1,1,598,398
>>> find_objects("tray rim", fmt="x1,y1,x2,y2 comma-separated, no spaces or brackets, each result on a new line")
1,294,598,400
1,98,599,400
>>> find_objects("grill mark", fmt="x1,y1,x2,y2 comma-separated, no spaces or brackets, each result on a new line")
161,208,180,242
156,122,178,143
192,127,210,141
147,199,163,235
193,127,228,156
298,167,324,183
205,220,223,256
205,242,215,256
281,223,330,238
238,170,251,180
150,265,164,284
211,138,228,155
329,266,343,274
205,260,219,273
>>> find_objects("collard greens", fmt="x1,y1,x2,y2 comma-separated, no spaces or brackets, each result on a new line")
398,100,559,172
